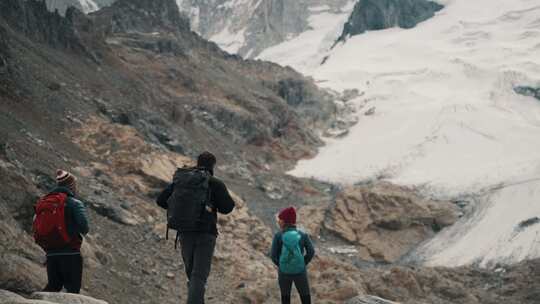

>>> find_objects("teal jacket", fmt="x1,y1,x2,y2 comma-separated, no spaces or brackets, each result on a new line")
46,187,89,256
270,226,315,273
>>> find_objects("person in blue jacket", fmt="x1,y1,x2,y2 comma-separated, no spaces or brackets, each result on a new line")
270,206,315,304
41,170,89,294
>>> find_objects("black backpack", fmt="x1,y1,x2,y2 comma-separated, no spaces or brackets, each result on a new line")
167,167,212,235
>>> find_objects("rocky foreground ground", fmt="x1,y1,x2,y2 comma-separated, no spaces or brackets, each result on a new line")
1,0,539,303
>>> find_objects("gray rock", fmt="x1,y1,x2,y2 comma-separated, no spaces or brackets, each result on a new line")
0,254,46,295
0,0,88,54
346,295,400,304
0,290,25,302
278,78,308,106
0,300,57,304
0,291,56,304
514,86,540,101
107,0,191,34
31,292,108,304
364,107,376,116
341,89,361,102
87,197,139,226
0,26,10,76
517,217,540,231
336,0,443,43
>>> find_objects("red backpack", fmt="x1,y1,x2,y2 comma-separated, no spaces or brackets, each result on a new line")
33,193,72,250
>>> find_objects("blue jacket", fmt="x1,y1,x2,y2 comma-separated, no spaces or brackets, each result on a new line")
46,187,89,256
270,227,315,271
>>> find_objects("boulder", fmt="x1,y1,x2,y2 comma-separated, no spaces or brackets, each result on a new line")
324,183,459,262
297,202,329,236
30,292,108,304
0,290,25,301
0,254,46,295
0,291,109,304
514,86,540,101
337,0,443,42
346,295,400,304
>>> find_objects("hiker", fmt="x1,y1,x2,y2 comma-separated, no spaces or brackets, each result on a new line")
33,170,89,294
270,207,315,304
156,151,235,304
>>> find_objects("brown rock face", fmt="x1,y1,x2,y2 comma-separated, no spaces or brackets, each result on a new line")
301,183,459,263
214,192,277,302
0,161,47,294
361,259,540,304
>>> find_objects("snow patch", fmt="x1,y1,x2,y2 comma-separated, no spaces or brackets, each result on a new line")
309,5,331,13
414,177,540,267
79,0,99,13
210,27,246,54
257,1,356,74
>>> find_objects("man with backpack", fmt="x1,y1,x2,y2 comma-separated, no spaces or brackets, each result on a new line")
270,206,315,304
156,151,235,304
33,170,89,294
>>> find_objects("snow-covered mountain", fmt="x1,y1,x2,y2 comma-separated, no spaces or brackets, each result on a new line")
176,0,353,58
269,0,540,267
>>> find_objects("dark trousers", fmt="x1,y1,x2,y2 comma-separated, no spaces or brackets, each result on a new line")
179,232,217,304
43,254,83,294
278,271,311,304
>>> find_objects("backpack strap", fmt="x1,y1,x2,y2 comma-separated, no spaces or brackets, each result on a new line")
205,182,213,212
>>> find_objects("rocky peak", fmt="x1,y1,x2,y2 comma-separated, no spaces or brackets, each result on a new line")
336,0,443,43
515,85,540,101
0,0,85,51
103,0,190,34
0,26,8,65
177,0,351,58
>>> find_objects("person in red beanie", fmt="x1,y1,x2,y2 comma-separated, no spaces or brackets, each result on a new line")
270,206,315,304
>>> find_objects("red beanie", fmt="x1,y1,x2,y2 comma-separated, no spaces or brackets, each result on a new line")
278,207,296,225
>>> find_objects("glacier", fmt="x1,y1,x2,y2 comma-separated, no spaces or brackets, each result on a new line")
414,177,540,267
260,0,540,267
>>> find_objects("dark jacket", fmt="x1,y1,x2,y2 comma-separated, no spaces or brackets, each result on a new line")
270,226,315,270
156,170,235,236
46,187,89,256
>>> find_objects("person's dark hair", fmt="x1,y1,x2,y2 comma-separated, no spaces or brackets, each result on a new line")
197,151,217,174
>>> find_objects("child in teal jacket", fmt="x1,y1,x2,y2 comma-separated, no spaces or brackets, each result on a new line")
270,207,315,304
